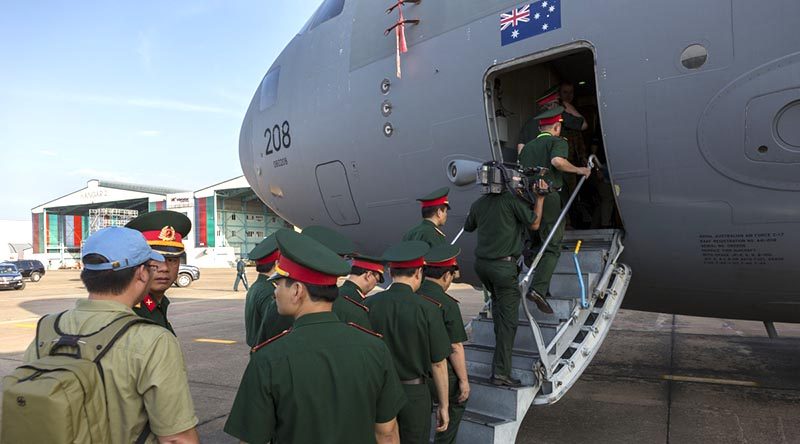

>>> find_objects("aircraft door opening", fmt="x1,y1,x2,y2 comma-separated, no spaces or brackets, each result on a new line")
484,45,624,231
315,161,361,226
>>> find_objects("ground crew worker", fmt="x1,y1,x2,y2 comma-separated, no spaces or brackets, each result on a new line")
365,241,452,443
224,230,406,444
340,253,386,301
22,227,199,443
518,106,591,312
126,210,191,334
419,244,470,444
303,224,373,329
243,231,284,348
403,187,450,246
233,257,249,291
463,179,547,387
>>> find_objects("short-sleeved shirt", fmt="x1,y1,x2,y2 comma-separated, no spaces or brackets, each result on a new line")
418,280,467,345
133,294,174,335
244,274,274,347
365,283,452,380
23,299,197,444
463,191,536,260
402,219,446,246
333,286,373,329
519,133,570,189
224,312,406,444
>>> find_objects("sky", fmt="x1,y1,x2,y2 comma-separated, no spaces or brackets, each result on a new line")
0,0,323,220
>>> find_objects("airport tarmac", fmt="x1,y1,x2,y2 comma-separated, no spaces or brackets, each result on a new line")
1,269,799,443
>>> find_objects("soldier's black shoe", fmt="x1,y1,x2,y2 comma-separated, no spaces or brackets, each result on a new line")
490,374,523,388
526,290,554,314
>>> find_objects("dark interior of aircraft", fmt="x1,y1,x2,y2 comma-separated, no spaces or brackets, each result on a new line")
488,49,623,230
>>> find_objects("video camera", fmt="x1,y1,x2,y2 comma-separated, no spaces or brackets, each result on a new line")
477,161,553,203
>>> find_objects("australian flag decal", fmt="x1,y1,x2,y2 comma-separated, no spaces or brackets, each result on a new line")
500,0,562,46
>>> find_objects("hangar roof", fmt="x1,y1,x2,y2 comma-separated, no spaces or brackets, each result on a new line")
32,179,188,214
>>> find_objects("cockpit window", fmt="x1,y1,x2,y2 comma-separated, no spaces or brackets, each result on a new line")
299,0,345,33
259,67,280,111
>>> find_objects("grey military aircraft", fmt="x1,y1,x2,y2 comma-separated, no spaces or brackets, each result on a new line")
238,1,800,440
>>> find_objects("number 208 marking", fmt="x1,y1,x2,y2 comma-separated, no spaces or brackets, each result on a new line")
264,121,291,155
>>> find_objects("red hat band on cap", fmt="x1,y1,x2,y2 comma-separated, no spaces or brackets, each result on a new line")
389,257,425,268
141,227,183,248
256,250,280,266
420,196,449,208
537,93,559,106
426,257,458,268
352,259,384,274
539,115,563,126
275,255,338,286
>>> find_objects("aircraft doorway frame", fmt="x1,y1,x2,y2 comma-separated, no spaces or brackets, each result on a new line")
482,41,625,230
482,40,599,162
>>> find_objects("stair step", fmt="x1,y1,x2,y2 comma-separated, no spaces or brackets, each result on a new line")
465,343,539,386
467,376,529,420
548,272,599,299
518,297,574,324
457,410,514,444
470,317,557,351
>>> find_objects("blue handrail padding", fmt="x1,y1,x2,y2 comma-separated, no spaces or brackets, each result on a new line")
574,250,588,309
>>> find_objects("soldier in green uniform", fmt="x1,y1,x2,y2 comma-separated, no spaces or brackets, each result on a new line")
518,107,591,313
463,180,546,386
126,210,191,334
365,241,452,443
243,231,289,348
402,187,450,246
303,224,374,329
224,230,406,444
419,244,470,444
340,253,385,302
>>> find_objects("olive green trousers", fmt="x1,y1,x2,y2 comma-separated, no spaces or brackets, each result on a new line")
475,259,520,378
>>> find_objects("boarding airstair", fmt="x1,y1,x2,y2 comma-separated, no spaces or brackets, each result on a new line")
456,157,632,443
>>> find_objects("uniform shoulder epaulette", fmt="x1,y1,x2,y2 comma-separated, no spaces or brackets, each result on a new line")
347,322,383,338
251,329,291,353
420,294,443,308
343,296,369,313
445,293,460,304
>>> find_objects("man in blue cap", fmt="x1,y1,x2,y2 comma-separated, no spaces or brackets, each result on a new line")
17,227,199,443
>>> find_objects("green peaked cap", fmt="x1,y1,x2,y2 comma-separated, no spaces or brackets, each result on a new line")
424,244,461,265
269,230,351,284
417,186,450,202
534,105,565,121
248,229,289,260
536,84,560,103
125,210,191,257
381,241,430,266
301,225,356,256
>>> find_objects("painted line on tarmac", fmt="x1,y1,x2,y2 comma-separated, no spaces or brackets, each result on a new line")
0,317,40,326
661,374,759,387
12,322,37,329
194,338,237,345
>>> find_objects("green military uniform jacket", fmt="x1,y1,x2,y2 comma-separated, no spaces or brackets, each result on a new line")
224,312,407,444
418,280,468,346
333,282,373,329
365,283,452,380
519,132,570,189
402,219,446,246
244,274,275,347
133,294,175,335
260,297,294,344
464,191,536,260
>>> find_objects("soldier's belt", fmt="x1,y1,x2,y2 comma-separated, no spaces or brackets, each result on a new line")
400,377,424,385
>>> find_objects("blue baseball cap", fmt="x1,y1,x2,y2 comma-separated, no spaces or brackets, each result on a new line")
82,227,165,271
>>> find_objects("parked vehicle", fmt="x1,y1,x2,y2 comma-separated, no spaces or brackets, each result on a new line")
7,260,46,282
176,264,200,288
0,263,26,290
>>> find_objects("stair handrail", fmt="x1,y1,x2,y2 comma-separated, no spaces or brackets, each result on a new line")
518,154,598,379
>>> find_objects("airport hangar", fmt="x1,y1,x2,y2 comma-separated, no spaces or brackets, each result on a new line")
30,176,292,269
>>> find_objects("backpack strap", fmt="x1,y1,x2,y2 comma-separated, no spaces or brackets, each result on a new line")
35,311,67,359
